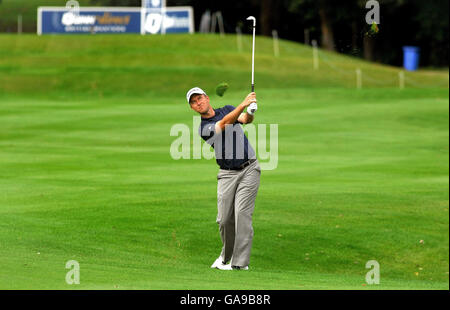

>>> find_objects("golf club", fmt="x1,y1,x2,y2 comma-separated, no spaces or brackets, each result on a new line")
246,16,256,92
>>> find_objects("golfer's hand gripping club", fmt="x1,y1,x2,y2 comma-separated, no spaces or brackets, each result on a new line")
242,92,256,108
243,92,257,116
247,102,258,115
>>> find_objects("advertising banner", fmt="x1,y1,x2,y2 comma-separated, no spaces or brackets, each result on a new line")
142,0,166,9
141,7,194,35
38,7,142,34
38,5,193,35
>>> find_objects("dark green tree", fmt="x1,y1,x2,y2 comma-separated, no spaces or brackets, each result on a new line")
410,0,449,67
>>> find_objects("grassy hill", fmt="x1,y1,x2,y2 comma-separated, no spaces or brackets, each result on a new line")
0,34,448,99
0,33,448,290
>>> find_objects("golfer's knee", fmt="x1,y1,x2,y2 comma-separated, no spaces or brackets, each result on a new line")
217,217,233,228
237,208,253,220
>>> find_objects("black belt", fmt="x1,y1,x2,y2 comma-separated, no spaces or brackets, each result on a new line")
221,159,256,171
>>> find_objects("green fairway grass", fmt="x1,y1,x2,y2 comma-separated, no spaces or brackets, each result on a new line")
0,34,448,290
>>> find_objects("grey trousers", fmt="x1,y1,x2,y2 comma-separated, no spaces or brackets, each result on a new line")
216,160,261,267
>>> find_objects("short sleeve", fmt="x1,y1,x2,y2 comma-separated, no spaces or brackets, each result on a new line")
199,122,216,145
225,105,236,113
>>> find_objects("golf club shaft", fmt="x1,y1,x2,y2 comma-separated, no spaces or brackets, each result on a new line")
251,23,255,92
247,16,256,93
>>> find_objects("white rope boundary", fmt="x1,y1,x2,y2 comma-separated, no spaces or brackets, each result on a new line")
317,49,448,89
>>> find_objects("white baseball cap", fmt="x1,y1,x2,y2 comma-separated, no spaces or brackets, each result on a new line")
186,87,206,103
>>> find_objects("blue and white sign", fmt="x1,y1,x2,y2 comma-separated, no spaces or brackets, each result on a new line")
37,5,194,35
141,7,194,35
142,0,166,9
38,7,142,34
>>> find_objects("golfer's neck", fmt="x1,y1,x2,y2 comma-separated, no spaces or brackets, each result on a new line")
201,107,215,119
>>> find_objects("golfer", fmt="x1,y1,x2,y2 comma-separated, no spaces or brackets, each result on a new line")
186,87,261,270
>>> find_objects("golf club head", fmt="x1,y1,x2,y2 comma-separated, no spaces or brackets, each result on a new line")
246,16,256,27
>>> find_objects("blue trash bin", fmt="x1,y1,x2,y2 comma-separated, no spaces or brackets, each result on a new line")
403,46,420,71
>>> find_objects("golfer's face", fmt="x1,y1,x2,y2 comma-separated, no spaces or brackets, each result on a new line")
190,94,209,113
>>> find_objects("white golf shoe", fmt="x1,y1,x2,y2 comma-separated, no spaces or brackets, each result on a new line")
215,263,233,271
211,256,226,269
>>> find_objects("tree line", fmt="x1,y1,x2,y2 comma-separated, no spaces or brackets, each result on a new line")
162,0,449,68
1,0,448,67
95,0,448,67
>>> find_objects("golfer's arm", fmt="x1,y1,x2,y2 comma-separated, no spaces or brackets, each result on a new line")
215,104,246,133
238,113,254,124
